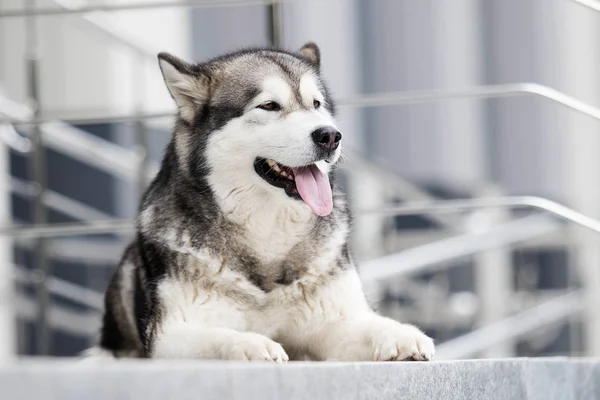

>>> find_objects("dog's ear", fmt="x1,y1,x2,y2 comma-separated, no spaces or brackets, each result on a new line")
158,52,208,123
298,42,320,70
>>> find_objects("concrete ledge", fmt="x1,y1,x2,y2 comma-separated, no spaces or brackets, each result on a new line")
1,358,599,400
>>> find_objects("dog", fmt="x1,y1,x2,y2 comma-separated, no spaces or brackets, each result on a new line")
86,43,435,362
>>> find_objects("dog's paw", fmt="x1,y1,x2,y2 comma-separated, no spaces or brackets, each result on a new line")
226,332,289,363
372,323,435,362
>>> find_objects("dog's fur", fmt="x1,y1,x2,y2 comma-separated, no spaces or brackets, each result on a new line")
86,43,434,362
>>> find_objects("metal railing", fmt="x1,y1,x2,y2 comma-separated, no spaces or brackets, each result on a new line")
436,291,583,360
0,0,335,18
0,196,586,304
3,83,600,127
1,0,598,18
573,0,600,13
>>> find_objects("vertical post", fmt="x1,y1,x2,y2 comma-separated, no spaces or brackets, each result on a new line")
556,0,600,358
135,119,148,199
0,125,15,363
472,186,513,358
0,0,16,364
25,0,50,356
134,54,148,200
267,0,283,48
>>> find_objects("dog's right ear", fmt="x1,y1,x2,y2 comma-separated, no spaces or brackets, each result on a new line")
158,52,208,123
299,42,321,70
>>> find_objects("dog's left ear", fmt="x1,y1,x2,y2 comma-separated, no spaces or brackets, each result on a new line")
158,52,209,123
299,42,320,70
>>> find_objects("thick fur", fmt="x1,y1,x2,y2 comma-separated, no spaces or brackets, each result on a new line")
88,44,434,362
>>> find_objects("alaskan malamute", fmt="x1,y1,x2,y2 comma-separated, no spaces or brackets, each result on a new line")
88,43,434,362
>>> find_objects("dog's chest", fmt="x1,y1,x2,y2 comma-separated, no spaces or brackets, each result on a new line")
183,242,335,299
161,251,338,335
185,241,339,300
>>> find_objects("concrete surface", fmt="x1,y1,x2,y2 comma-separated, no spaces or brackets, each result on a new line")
0,357,598,400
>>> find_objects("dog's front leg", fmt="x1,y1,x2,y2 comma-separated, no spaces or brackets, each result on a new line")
150,323,288,362
313,315,435,362
299,270,435,362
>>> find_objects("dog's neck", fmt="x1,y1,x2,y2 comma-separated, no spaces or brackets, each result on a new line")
140,170,320,266
216,184,317,263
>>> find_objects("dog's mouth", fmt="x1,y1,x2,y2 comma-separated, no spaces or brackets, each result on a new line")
254,157,333,217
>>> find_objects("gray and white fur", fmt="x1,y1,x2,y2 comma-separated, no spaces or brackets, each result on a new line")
85,43,435,362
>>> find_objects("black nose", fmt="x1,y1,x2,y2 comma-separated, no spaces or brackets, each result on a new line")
311,127,342,151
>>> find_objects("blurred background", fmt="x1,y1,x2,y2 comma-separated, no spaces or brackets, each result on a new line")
0,0,599,361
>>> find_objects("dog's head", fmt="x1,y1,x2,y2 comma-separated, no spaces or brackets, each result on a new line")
158,43,341,217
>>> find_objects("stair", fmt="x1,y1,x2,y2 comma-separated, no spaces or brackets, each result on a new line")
1,358,598,399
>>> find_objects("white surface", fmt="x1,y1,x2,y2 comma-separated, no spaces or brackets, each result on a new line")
1,358,598,400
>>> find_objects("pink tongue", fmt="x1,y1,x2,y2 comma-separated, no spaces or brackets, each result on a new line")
292,164,333,217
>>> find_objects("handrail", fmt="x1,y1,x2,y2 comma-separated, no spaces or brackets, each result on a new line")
0,93,159,182
572,0,600,13
0,219,134,239
0,97,459,230
13,266,104,310
8,212,562,335
8,215,561,316
342,155,466,230
3,84,600,189
11,177,113,222
40,121,158,181
16,293,100,336
359,213,560,283
1,0,598,18
357,196,600,234
2,201,573,331
0,195,593,239
17,237,124,266
0,0,308,18
2,83,600,126
436,291,583,360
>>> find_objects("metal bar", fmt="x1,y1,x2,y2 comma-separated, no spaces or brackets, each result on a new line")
267,0,284,48
0,97,32,121
11,177,113,221
3,83,600,126
9,215,556,313
1,0,593,18
0,0,304,18
0,99,461,232
359,214,560,284
0,194,590,238
435,291,583,360
12,112,172,127
25,0,51,356
134,122,149,198
133,53,149,200
0,0,17,361
42,238,123,265
0,220,134,239
357,196,600,234
15,293,100,337
13,267,104,310
16,236,124,266
0,94,159,184
338,83,600,121
571,0,600,13
40,121,158,182
343,154,466,231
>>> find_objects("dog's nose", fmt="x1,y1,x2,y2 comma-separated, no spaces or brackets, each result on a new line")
311,127,342,151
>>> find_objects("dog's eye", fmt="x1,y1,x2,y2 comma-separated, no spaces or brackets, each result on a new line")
313,99,321,109
258,101,281,111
